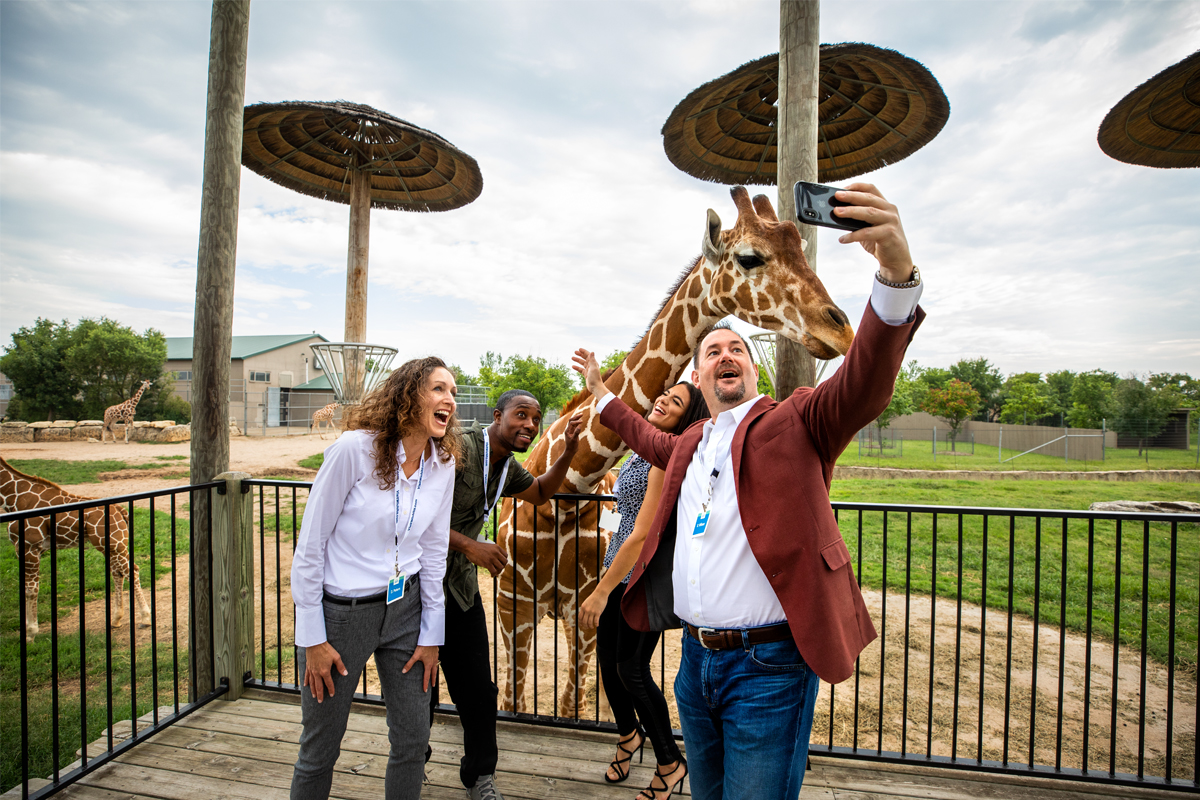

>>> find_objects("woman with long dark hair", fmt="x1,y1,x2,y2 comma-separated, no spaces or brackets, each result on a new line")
290,357,461,800
579,381,709,799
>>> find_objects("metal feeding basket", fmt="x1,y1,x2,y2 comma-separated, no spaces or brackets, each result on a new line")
310,342,399,405
748,333,778,396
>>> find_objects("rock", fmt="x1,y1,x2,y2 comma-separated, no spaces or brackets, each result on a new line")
0,428,34,443
133,421,151,428
88,437,100,443
78,420,104,427
1088,501,1200,514
34,427,75,442
157,424,191,443
150,420,175,429
28,421,53,429
49,420,76,428
72,426,103,440
1,421,28,428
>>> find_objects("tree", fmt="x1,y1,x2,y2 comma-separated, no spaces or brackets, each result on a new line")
1067,369,1117,429
1043,369,1077,425
449,364,478,387
1000,381,1050,425
1112,376,1172,458
949,357,1004,421
871,361,917,452
920,378,980,452
66,317,169,419
1149,372,1200,437
478,353,576,432
0,318,82,421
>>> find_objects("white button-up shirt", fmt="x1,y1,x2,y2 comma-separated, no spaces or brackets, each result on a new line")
291,429,454,648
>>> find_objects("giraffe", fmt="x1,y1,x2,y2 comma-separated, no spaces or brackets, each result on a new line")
310,403,340,439
102,379,151,444
1,456,152,642
496,186,855,716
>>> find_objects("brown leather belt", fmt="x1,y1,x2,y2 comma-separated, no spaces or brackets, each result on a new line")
682,621,792,650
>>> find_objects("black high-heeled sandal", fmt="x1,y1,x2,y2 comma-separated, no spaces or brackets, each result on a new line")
636,758,687,799
604,727,646,783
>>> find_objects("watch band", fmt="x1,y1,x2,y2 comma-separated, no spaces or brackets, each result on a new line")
876,265,920,289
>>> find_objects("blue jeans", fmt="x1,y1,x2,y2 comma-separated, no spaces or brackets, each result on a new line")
674,629,820,800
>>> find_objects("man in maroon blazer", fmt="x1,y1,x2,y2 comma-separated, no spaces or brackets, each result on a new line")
572,183,924,800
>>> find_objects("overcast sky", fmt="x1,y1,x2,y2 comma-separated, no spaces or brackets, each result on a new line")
1,0,1197,384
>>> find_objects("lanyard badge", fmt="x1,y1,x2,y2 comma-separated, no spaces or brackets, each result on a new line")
478,426,511,542
692,468,719,538
391,448,425,604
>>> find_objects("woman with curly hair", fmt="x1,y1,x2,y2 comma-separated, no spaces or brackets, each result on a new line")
290,356,461,800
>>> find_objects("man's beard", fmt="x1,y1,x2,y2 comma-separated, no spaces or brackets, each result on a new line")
713,379,746,405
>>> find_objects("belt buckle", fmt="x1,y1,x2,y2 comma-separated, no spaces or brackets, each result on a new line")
696,627,720,649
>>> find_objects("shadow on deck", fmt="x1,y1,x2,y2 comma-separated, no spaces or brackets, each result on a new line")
6,688,1185,800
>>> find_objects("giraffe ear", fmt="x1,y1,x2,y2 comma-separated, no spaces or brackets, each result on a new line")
702,208,723,262
800,237,808,254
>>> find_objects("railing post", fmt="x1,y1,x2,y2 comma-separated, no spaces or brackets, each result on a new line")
213,471,255,701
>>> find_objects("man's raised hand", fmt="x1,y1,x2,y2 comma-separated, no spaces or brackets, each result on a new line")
830,182,914,284
571,349,610,401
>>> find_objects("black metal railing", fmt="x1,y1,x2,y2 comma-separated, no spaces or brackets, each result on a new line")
14,479,1194,794
243,480,1198,793
2,483,226,800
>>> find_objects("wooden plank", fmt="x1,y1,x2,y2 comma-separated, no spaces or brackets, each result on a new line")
76,761,288,800
213,472,255,702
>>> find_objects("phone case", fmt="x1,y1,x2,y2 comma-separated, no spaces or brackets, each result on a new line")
793,181,870,231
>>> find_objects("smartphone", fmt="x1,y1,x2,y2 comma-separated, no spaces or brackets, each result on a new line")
793,181,870,232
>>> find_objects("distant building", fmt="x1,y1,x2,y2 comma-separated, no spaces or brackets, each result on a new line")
0,372,13,418
166,334,329,428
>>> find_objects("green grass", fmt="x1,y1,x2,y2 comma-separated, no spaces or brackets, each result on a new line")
153,455,187,462
1,505,192,792
831,479,1200,672
8,460,167,485
837,440,1200,472
298,453,323,470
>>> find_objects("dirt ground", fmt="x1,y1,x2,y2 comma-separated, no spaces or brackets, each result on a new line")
7,435,1196,782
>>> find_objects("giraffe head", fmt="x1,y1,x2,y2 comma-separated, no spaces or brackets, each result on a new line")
700,186,854,359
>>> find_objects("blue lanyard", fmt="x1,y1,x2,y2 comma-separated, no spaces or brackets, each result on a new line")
480,425,511,518
394,446,426,574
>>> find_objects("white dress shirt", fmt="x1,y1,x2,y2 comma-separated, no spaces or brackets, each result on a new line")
598,276,922,630
291,429,455,648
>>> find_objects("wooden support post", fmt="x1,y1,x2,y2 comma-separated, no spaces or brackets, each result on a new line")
189,0,250,701
776,0,820,396
344,165,371,402
213,471,255,701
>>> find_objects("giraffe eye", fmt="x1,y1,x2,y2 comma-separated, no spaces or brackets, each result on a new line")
736,253,764,270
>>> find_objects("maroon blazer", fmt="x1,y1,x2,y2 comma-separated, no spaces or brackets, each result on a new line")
602,303,924,684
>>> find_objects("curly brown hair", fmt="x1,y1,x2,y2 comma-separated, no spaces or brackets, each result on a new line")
344,356,462,490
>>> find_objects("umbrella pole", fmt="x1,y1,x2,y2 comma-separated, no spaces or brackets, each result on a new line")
775,0,820,394
344,165,371,401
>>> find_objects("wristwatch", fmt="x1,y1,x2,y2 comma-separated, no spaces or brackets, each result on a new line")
876,266,920,289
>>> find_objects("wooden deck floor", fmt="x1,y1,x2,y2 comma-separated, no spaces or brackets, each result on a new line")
8,688,1185,800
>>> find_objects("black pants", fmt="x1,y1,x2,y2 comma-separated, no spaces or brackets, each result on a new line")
596,587,683,766
430,591,499,788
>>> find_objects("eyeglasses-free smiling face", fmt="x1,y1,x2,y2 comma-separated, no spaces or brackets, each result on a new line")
494,399,542,453
647,383,693,432
421,367,458,439
691,328,758,412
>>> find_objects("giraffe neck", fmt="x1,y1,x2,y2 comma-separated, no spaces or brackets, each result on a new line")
528,256,723,491
0,459,76,511
128,382,148,409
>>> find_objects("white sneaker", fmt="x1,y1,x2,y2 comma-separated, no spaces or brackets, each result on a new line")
466,774,504,800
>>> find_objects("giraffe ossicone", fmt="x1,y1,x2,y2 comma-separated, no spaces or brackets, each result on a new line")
2,456,151,642
496,187,853,717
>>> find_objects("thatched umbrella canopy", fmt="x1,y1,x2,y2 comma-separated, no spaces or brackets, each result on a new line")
241,101,483,350
1098,50,1200,169
662,43,949,185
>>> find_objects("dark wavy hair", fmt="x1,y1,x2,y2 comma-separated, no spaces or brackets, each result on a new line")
345,356,462,490
659,381,710,435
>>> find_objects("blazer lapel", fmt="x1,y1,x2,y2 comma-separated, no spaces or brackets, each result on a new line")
730,395,776,487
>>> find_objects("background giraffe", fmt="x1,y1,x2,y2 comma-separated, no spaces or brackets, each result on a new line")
102,379,151,444
496,187,855,716
310,402,340,439
1,456,151,642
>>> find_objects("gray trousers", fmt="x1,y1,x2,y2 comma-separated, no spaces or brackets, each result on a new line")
291,574,431,800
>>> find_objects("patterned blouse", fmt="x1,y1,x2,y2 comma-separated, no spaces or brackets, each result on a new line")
604,453,652,584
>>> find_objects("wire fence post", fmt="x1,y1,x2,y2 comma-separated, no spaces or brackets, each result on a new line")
999,427,1003,463
1103,418,1107,462
1064,425,1069,465
933,427,937,464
